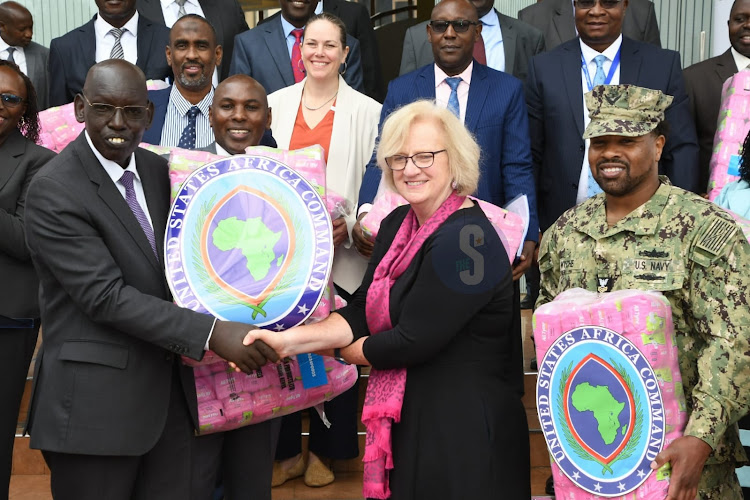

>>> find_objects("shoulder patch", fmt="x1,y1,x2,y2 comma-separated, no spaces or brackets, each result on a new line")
696,216,737,256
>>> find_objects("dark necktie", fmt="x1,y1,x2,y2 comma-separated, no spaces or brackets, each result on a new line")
6,47,15,64
291,28,305,83
445,77,461,118
178,106,201,150
119,170,157,256
109,28,127,59
473,33,486,65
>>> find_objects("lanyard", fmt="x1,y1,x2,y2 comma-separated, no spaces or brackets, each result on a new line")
581,48,621,91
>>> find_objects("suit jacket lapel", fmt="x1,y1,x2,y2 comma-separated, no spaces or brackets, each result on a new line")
562,40,585,137
0,129,25,192
716,49,739,85
465,63,488,132
136,17,156,71
619,36,641,84
497,11,517,76
266,17,295,86
416,65,435,100
552,0,577,47
79,18,97,71
74,134,162,271
139,0,166,24
323,0,340,17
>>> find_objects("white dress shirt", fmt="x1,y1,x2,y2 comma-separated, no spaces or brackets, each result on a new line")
160,85,215,148
732,47,750,72
480,9,505,73
0,38,26,75
576,35,622,204
434,61,473,124
94,11,139,65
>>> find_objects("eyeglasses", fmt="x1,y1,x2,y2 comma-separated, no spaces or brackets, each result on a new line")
80,94,149,121
575,0,623,9
0,93,25,108
385,150,446,171
429,20,479,34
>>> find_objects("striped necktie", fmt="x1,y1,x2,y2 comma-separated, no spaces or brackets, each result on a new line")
109,28,127,60
175,0,188,18
6,47,15,64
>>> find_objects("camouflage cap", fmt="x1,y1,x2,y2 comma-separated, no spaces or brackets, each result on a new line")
583,84,674,139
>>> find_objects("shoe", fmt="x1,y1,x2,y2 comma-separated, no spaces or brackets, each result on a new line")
271,455,305,487
545,474,555,495
304,457,335,487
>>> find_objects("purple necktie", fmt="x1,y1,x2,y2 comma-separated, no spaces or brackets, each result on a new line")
119,170,157,256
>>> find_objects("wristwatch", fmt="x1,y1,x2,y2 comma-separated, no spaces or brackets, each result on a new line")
333,347,348,364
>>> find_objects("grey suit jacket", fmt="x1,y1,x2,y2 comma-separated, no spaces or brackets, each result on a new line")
24,41,49,110
518,0,661,50
25,133,213,455
136,0,249,81
684,49,738,193
0,129,54,319
399,11,544,82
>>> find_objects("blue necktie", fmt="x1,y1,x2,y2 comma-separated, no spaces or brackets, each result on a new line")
586,55,608,198
178,106,200,150
445,77,461,118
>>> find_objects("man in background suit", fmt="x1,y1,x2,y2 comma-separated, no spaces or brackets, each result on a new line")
0,1,48,109
684,0,750,193
354,0,539,279
525,0,699,235
229,0,363,95
142,14,221,148
519,0,661,50
135,0,249,82
399,0,545,83
48,0,172,107
261,0,383,100
24,60,277,500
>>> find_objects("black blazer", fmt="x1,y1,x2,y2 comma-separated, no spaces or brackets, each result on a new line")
25,133,213,455
684,49,738,193
48,14,172,107
518,0,661,50
136,0,249,81
525,36,699,231
0,129,54,319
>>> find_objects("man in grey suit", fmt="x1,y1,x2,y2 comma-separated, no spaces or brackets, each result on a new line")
684,0,750,193
24,60,278,500
0,1,48,109
518,0,661,50
399,0,544,82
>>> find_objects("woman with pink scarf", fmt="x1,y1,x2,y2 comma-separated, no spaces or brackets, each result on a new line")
242,100,530,499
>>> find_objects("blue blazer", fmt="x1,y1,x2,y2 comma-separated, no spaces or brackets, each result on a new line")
228,15,364,95
142,86,277,148
48,15,172,107
358,62,539,240
525,36,700,231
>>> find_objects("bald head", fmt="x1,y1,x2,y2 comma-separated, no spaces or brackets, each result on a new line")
210,75,271,155
0,1,32,47
76,60,153,168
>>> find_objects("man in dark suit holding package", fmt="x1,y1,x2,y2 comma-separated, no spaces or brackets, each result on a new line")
24,59,277,500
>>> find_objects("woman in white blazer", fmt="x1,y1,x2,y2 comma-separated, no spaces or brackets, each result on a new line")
266,12,381,488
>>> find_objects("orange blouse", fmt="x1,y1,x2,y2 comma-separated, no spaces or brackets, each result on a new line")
288,100,336,164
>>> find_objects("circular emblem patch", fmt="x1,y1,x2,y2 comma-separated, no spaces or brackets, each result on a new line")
536,326,665,497
165,155,333,330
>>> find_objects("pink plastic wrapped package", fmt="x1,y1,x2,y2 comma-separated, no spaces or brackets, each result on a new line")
198,400,227,433
360,191,525,263
195,377,216,403
223,392,255,425
708,71,750,200
534,288,687,499
168,148,225,201
242,369,272,392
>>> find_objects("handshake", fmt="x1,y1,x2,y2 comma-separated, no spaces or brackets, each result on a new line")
208,320,280,373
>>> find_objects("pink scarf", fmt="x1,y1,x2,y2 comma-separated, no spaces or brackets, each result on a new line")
361,192,466,499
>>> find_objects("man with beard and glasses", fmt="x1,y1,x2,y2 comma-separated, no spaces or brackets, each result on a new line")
538,84,750,500
142,14,220,149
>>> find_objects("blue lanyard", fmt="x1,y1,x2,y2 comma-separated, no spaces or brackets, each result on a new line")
581,48,621,91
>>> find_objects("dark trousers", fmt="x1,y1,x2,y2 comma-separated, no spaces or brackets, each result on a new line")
190,417,281,500
0,323,39,500
275,374,360,460
42,365,194,500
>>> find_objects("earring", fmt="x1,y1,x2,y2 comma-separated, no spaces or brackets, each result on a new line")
339,60,347,76
298,58,306,74
451,180,458,190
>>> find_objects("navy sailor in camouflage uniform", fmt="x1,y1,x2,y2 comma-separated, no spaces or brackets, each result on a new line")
537,84,750,499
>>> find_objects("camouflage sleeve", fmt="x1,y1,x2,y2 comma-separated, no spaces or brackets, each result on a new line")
683,221,750,450
536,225,560,309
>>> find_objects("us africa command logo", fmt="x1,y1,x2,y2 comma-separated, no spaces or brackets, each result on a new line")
164,155,333,329
536,327,665,497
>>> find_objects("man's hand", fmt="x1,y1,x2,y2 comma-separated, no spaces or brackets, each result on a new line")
649,435,711,500
512,241,537,281
209,320,279,373
352,212,374,258
332,216,348,247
